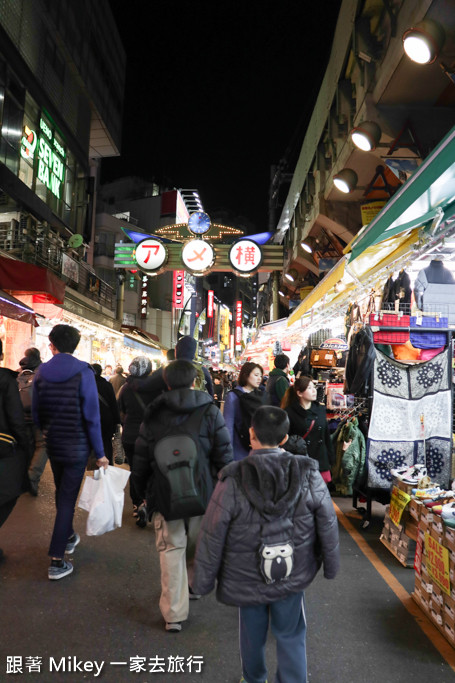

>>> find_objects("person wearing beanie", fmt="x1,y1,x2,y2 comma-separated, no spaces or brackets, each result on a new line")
91,364,121,466
17,348,47,496
117,356,156,519
175,336,214,397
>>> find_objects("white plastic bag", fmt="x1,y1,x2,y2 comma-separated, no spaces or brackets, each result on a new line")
78,465,130,536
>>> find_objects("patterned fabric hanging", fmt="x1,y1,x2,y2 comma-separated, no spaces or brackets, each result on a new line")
367,348,452,489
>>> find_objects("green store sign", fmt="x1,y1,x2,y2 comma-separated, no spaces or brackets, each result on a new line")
20,117,66,200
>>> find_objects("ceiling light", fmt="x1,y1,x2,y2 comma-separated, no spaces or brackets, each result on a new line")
350,121,382,151
284,268,298,283
333,168,358,193
402,19,445,65
278,289,285,296
301,240,313,253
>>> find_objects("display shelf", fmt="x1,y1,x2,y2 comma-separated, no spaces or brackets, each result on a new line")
380,536,414,568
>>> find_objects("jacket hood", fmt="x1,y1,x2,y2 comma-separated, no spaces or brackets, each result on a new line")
175,335,197,360
37,354,92,383
151,387,213,414
222,449,314,518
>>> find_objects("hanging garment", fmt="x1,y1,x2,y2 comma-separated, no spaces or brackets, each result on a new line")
344,326,376,397
380,275,397,310
394,270,412,312
367,348,452,490
331,418,366,496
414,260,455,323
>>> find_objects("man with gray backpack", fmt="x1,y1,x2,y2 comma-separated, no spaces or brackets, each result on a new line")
132,359,233,633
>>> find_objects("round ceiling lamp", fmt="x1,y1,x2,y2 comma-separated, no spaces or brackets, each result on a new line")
350,121,382,151
333,168,358,194
284,268,298,283
402,19,445,65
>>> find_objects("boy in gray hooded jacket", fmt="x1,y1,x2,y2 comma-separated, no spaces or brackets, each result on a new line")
192,406,340,683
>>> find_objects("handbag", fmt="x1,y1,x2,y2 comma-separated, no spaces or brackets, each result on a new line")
310,349,337,367
112,425,125,465
0,432,17,459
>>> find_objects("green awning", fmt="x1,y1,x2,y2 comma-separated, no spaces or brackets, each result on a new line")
349,126,455,262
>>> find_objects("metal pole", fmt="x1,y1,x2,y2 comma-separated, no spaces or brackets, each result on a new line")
271,271,279,321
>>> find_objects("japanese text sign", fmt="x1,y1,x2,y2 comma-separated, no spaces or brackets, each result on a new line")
207,290,214,318
135,238,168,274
140,275,148,319
172,270,184,309
229,239,262,275
181,239,214,276
235,300,242,347
424,532,451,595
389,486,411,527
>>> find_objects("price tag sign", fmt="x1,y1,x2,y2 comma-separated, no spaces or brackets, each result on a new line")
389,485,411,527
424,532,451,595
135,238,168,273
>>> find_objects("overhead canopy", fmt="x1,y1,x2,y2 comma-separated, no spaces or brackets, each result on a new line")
349,125,455,261
0,257,65,304
0,289,37,326
287,228,420,326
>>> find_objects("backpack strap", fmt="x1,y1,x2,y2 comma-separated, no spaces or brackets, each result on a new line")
98,393,109,408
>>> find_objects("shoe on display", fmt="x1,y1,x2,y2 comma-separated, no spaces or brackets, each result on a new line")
443,518,455,529
412,486,441,499
401,464,427,484
65,533,80,555
165,622,182,633
441,502,455,519
390,466,409,480
48,560,74,581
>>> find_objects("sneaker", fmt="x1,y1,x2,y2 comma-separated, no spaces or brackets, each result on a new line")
401,464,427,484
65,533,80,555
189,586,201,600
165,622,182,632
413,486,441,499
48,560,73,581
441,502,455,520
135,504,147,528
390,466,408,480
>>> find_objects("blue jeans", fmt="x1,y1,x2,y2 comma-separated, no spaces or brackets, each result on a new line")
239,592,307,683
48,459,87,558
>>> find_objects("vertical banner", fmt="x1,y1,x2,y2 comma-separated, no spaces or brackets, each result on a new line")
140,274,148,319
172,270,184,309
207,290,214,318
235,300,242,350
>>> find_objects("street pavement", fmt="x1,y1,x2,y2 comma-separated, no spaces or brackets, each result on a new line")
0,463,454,683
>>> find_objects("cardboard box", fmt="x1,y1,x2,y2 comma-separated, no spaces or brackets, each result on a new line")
430,525,445,546
444,594,455,623
409,498,422,522
395,479,414,496
431,583,444,608
432,517,444,535
404,521,418,542
420,506,434,525
445,526,455,552
444,620,455,645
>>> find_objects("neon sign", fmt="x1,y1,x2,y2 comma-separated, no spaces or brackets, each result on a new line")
20,117,66,200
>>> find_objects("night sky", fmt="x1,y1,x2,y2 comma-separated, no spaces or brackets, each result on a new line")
102,1,342,232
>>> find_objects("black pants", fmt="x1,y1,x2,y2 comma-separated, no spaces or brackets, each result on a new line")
123,442,141,507
0,498,17,529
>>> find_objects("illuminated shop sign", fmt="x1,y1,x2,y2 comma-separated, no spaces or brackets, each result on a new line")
229,239,262,275
20,117,66,199
173,270,184,309
207,290,214,318
135,238,168,274
181,239,214,276
235,300,242,348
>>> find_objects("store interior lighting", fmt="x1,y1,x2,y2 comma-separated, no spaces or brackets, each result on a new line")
333,168,359,193
284,268,299,283
350,121,382,151
300,239,313,253
402,19,445,65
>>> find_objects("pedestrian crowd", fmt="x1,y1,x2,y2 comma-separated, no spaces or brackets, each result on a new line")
0,326,339,683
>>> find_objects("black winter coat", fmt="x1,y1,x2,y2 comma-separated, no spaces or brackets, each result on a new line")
285,401,334,472
117,374,164,444
133,388,233,515
344,325,375,396
0,369,29,506
192,449,340,606
95,375,120,441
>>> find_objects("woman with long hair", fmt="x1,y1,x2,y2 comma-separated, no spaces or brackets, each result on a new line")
223,362,265,460
281,376,334,483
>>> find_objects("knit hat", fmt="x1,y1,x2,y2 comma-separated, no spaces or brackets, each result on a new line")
128,356,152,377
175,336,197,361
19,347,41,370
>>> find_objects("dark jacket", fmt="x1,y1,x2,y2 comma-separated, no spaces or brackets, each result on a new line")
285,401,334,472
0,368,29,506
95,375,120,442
344,325,375,397
192,448,340,606
175,336,214,397
265,368,289,406
133,388,233,514
32,354,104,462
117,374,163,444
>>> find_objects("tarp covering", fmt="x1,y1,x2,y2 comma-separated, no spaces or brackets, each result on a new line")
0,257,65,304
0,289,36,325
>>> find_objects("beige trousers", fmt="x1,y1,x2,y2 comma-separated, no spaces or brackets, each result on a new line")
153,511,203,623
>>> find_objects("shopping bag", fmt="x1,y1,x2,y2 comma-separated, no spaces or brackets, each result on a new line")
112,426,125,465
78,466,130,536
